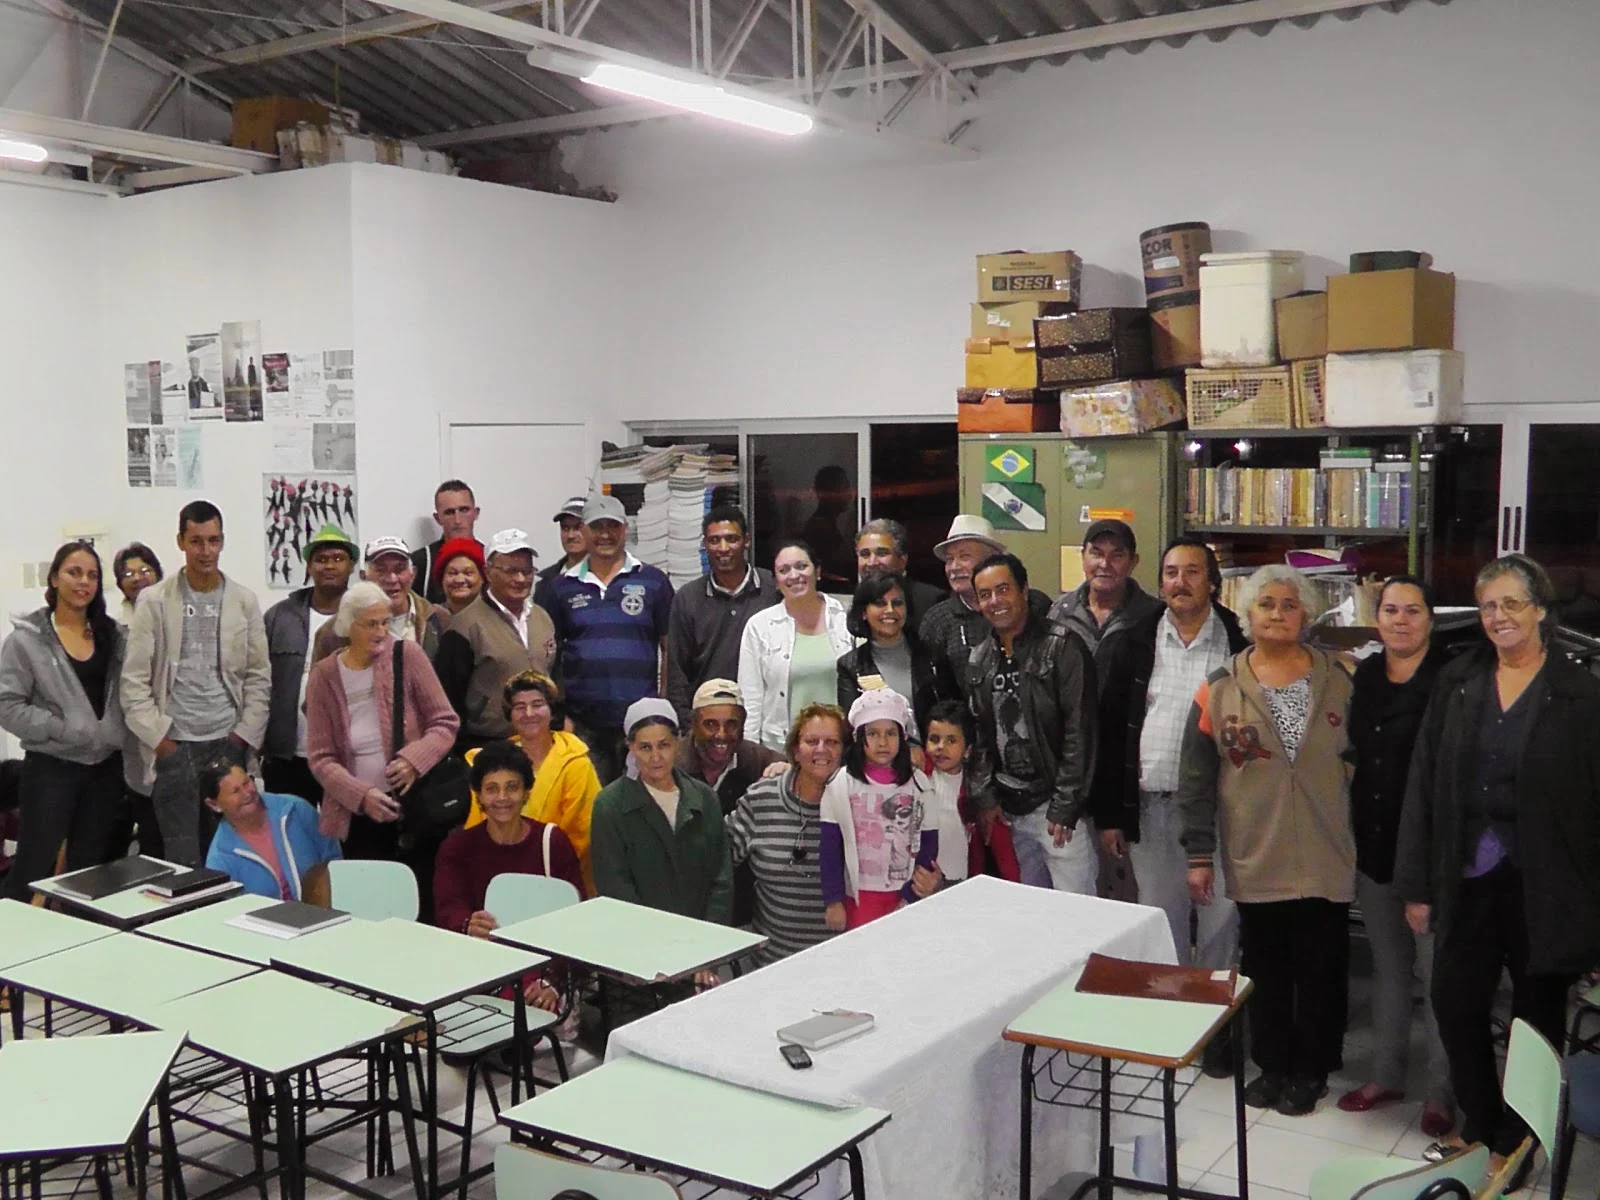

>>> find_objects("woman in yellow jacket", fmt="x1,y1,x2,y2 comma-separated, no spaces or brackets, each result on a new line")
462,671,602,892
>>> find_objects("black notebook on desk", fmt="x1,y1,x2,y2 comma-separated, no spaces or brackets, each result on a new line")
52,855,175,901
226,901,350,939
147,868,232,898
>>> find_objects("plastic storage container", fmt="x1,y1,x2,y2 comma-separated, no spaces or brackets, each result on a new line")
1323,350,1464,427
1199,251,1305,367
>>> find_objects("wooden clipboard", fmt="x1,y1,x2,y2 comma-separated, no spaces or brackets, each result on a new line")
1074,952,1237,1005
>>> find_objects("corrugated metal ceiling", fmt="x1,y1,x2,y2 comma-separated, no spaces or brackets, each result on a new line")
61,0,1446,159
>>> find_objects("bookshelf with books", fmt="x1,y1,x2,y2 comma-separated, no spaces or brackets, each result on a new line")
1181,428,1434,579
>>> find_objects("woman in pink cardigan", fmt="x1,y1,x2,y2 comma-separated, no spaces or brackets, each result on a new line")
307,581,459,916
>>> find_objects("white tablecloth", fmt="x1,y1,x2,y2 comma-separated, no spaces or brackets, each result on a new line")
607,875,1174,1200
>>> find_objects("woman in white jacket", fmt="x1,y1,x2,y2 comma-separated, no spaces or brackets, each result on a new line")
738,541,853,752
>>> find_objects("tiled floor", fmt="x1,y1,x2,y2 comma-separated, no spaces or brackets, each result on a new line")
9,983,1600,1200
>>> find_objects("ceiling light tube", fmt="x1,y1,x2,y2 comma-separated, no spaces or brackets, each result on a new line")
580,63,813,137
0,138,48,163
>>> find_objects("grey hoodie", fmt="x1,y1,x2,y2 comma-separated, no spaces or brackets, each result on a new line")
0,608,126,764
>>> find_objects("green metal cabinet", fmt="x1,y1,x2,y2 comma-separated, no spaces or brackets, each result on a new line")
959,432,1180,597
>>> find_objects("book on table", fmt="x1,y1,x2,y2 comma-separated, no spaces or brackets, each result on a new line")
777,1010,875,1050
1075,953,1237,1005
147,867,232,898
225,901,350,939
51,855,176,900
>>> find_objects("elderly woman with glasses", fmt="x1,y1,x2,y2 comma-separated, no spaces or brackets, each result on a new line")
1396,554,1600,1179
111,543,163,627
1179,563,1355,1118
725,702,848,965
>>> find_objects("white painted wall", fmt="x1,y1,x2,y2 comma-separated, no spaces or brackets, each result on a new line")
564,0,1600,426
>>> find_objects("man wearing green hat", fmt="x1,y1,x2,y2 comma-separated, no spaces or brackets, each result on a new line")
261,523,357,804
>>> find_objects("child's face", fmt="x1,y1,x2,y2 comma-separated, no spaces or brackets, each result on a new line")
861,719,901,767
925,720,968,775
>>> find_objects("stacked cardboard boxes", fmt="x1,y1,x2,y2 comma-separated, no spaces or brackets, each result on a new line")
1323,262,1461,426
959,252,1081,433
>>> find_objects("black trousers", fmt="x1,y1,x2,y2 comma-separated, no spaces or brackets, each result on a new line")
1237,897,1350,1079
1431,863,1575,1155
107,787,164,860
2,752,125,901
262,756,324,807
571,717,627,788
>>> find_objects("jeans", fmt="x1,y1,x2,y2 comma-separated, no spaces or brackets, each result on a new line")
1010,807,1097,895
2,752,124,900
1432,863,1574,1154
1356,870,1451,1102
150,737,237,867
1130,791,1238,967
1237,897,1350,1079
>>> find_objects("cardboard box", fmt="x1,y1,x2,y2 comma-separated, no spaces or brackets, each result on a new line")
970,301,1074,348
1326,268,1455,352
1151,305,1201,370
957,388,1060,433
1060,379,1185,437
1275,292,1328,360
964,342,1037,390
976,251,1082,304
231,96,329,153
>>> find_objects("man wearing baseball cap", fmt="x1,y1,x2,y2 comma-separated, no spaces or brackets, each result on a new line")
676,679,783,926
410,479,481,606
545,494,674,785
1050,518,1162,682
314,535,444,663
919,514,1054,699
261,523,357,804
434,529,558,754
536,496,590,592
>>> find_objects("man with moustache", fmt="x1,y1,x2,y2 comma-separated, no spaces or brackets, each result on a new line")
1050,519,1163,682
676,678,782,925
854,519,945,628
918,515,1053,699
966,553,1099,894
1093,535,1246,1050
665,506,778,727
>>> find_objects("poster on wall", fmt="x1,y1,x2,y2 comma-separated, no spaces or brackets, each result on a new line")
270,425,312,471
312,349,355,420
221,320,264,423
263,472,358,589
124,362,157,424
312,422,356,471
262,352,290,420
127,428,152,487
184,332,225,421
150,428,178,488
159,360,187,424
177,427,203,489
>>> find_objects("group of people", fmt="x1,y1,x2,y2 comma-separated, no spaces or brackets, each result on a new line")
2,478,1594,1185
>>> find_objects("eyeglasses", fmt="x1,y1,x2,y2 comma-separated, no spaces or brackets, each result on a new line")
1478,596,1534,617
791,817,815,865
493,565,535,580
119,567,155,581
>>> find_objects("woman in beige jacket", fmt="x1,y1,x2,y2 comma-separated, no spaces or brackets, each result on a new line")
1179,564,1355,1119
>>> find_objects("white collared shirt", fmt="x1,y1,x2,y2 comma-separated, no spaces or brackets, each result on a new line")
563,552,643,600
1138,607,1232,793
483,587,531,648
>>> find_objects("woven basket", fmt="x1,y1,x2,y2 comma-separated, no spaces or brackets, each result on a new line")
1185,367,1293,429
1291,358,1327,428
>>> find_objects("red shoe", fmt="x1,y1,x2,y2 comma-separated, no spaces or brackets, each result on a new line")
1337,1084,1405,1112
1419,1101,1456,1138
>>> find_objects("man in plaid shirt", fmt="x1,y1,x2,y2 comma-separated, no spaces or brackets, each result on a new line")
1091,535,1247,1004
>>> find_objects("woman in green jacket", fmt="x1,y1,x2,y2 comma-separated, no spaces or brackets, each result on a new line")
590,699,734,952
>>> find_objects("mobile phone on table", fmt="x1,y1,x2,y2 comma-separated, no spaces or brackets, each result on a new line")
781,1043,813,1070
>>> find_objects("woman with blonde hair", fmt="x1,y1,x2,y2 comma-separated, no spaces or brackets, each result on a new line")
1179,563,1354,1118
462,671,601,891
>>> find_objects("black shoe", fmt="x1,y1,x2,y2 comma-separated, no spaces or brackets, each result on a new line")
1274,1075,1329,1117
1199,1025,1235,1080
1243,1072,1287,1109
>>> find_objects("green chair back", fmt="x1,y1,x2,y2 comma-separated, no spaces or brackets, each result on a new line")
485,872,580,926
494,1144,680,1198
1310,1145,1488,1200
328,860,419,922
1503,1017,1567,1167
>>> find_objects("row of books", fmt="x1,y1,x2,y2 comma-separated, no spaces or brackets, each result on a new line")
1186,455,1426,530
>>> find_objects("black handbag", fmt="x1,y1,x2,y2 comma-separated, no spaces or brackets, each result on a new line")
390,640,470,840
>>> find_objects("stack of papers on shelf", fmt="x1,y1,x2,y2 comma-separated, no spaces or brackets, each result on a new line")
597,442,742,583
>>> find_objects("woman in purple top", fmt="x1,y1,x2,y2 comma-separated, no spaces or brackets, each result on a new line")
1396,554,1600,1181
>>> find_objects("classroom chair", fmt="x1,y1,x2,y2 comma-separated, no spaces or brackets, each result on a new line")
1308,1018,1566,1200
494,1143,681,1199
328,859,420,921
1548,1052,1600,1200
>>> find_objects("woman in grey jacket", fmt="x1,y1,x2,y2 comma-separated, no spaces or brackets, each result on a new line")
0,542,128,899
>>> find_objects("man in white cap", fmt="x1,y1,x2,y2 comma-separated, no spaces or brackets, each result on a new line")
545,494,674,785
919,514,1054,699
433,529,558,754
312,535,441,662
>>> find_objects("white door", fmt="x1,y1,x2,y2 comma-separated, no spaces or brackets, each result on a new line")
445,422,590,567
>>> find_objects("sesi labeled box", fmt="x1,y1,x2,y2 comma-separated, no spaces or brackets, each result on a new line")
1326,268,1455,352
976,251,1083,305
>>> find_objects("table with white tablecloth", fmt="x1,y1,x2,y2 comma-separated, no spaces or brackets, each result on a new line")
607,875,1174,1200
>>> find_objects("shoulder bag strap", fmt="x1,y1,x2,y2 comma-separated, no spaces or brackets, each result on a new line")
542,821,554,875
391,639,406,757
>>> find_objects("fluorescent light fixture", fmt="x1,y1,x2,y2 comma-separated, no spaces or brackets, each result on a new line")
580,63,813,137
0,138,48,164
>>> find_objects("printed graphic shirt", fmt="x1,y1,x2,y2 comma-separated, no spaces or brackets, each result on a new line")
168,575,236,741
991,645,1042,794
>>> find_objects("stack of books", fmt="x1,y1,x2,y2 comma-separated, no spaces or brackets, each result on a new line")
599,442,742,582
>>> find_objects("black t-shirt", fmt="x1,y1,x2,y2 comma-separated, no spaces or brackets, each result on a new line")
65,632,111,720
